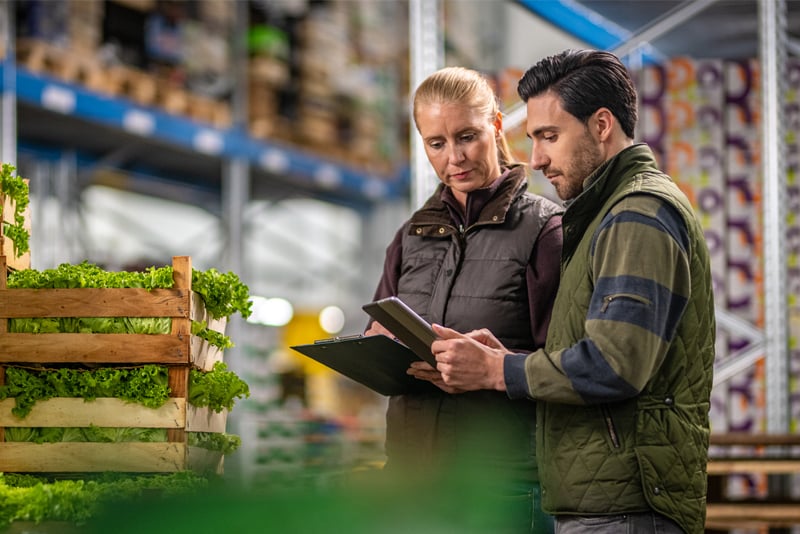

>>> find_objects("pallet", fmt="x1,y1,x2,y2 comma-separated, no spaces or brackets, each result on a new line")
184,93,231,129
706,433,800,530
706,503,800,529
15,39,230,128
1,179,31,272
151,87,231,129
104,64,158,106
16,39,106,93
0,255,228,474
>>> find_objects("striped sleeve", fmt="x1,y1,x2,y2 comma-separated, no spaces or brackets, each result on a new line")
517,195,691,405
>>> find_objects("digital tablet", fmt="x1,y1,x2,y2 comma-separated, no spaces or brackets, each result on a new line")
362,296,437,366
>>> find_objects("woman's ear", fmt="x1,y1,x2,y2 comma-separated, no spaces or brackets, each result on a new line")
494,111,503,135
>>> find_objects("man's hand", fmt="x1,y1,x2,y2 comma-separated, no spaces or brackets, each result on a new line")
429,324,507,392
462,327,509,352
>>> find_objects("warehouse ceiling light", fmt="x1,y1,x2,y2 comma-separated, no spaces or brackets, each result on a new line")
319,305,345,334
246,296,294,327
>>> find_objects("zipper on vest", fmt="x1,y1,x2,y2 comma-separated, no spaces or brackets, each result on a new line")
600,293,651,313
601,405,621,448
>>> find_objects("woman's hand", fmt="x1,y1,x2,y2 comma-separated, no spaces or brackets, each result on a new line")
365,320,394,338
408,360,466,394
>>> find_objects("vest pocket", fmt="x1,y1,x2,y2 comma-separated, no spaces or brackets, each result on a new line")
600,405,621,449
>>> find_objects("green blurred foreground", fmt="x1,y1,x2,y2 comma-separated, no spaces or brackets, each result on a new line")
2,465,540,534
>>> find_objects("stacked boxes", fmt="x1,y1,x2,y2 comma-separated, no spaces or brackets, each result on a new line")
247,24,290,140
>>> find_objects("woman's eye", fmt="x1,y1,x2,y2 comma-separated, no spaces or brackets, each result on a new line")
429,141,443,149
460,133,475,142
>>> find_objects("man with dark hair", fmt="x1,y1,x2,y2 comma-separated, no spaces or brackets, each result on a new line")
410,49,715,534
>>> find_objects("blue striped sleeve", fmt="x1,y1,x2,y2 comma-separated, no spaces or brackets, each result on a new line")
504,353,531,399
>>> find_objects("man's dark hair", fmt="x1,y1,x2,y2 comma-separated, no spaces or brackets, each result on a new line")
517,49,638,138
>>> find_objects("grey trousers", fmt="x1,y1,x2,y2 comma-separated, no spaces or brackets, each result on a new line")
555,512,684,534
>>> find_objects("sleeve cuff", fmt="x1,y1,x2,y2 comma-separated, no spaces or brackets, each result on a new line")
504,353,531,399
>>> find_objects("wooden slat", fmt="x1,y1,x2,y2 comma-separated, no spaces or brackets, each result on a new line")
0,257,4,443
172,256,191,291
190,291,227,333
167,366,188,443
0,288,189,318
710,433,800,446
707,458,800,475
186,405,227,433
706,503,800,527
0,397,185,428
0,333,188,363
0,442,186,472
187,446,224,475
191,335,223,371
168,256,191,443
1,179,31,271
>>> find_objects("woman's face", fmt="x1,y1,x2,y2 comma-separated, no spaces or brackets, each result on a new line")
415,102,502,208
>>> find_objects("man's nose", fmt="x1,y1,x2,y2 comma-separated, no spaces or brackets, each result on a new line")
530,143,548,170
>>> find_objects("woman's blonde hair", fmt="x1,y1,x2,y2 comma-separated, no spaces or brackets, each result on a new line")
412,66,518,167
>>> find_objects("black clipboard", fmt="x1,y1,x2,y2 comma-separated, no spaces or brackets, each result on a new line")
362,296,437,366
290,335,435,396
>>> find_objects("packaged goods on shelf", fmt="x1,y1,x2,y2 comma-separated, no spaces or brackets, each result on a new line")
67,0,104,52
249,56,289,88
0,255,249,475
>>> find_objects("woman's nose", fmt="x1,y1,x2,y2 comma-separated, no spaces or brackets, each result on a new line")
448,145,466,163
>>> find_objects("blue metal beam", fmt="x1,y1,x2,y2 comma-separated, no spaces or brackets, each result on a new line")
1,62,410,204
513,0,662,64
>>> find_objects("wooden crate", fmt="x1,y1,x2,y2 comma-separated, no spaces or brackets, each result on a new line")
0,255,228,474
1,179,31,271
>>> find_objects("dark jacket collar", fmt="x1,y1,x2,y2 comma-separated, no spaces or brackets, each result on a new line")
565,143,660,220
409,165,529,229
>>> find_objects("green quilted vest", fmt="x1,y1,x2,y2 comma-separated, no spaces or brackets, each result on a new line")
540,145,715,534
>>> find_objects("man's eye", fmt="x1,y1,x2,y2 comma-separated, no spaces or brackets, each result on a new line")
543,135,556,142
460,133,475,142
429,141,443,149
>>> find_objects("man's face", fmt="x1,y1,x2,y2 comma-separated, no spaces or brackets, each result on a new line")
525,91,604,201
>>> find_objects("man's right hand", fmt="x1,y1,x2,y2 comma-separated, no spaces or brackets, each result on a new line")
463,327,509,353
